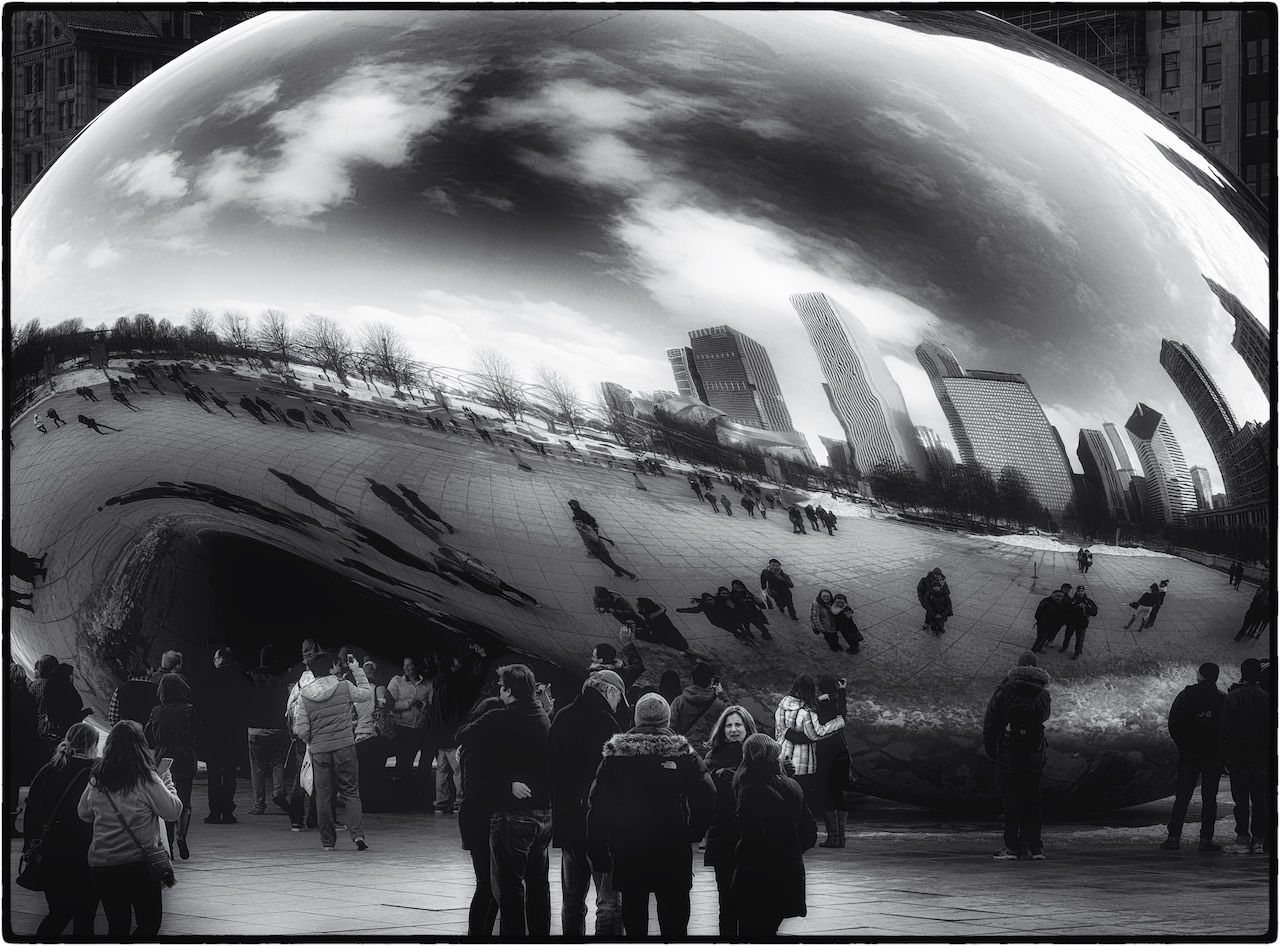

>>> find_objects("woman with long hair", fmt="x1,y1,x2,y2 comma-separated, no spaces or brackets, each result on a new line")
24,722,100,937
145,673,203,860
813,675,851,847
702,705,758,938
731,733,816,938
809,590,835,648
78,720,183,940
775,674,845,817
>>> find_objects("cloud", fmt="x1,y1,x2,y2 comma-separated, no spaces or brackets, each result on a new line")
86,242,122,269
208,78,283,123
421,186,461,216
101,151,189,205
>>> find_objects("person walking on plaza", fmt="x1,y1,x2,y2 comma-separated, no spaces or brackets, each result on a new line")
760,558,798,620
740,495,756,518
702,705,758,938
916,567,951,631
670,663,727,748
33,414,47,434
1218,658,1270,854
77,721,182,939
108,660,159,727
576,519,638,580
45,407,66,428
204,647,248,824
1059,585,1098,660
456,664,553,938
144,674,202,860
293,651,373,851
787,504,807,533
718,493,733,515
1160,662,1225,852
23,722,99,938
1235,585,1271,642
804,505,819,531
548,670,626,937
247,645,291,818
1144,579,1170,629
982,652,1051,860
429,647,490,815
587,693,715,939
776,674,846,819
388,655,433,808
731,733,818,939
922,579,953,636
1124,583,1161,630
1030,589,1067,654
1228,561,1244,589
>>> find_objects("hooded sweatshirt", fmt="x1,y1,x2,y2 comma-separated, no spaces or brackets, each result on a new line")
295,666,372,754
669,684,727,748
982,665,1052,762
78,770,183,866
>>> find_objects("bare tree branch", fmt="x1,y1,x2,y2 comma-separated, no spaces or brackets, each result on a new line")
470,346,527,422
257,308,294,370
301,314,355,383
534,363,583,434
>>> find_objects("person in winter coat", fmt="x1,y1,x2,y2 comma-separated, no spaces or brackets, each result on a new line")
916,568,949,626
7,665,40,829
1235,584,1271,641
1145,579,1170,628
829,593,863,653
429,645,491,816
144,673,203,860
294,652,374,851
388,655,433,807
593,586,646,628
634,597,691,651
1124,583,1161,630
922,580,953,635
107,660,160,728
982,652,1052,860
729,580,772,640
78,721,183,939
32,656,88,749
702,705,758,938
1059,585,1099,660
810,589,836,647
204,647,250,823
1031,589,1067,653
1218,658,1271,854
455,664,553,939
457,696,504,938
246,646,290,819
1228,561,1244,590
670,663,728,748
24,722,99,938
813,675,851,847
1161,662,1225,851
548,670,626,936
587,693,715,939
775,674,845,817
787,504,807,534
677,593,750,643
731,733,817,939
760,558,798,619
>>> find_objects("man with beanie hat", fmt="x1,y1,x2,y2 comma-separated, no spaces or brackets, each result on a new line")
587,693,715,938
294,651,373,851
982,652,1052,860
1161,662,1225,851
548,671,627,936
1218,658,1270,854
456,664,553,938
670,663,727,748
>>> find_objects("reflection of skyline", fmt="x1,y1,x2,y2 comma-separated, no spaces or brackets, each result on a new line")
13,9,1270,489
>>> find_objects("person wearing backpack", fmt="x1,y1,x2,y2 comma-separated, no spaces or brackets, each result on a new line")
1160,662,1225,852
982,652,1051,860
1059,586,1099,660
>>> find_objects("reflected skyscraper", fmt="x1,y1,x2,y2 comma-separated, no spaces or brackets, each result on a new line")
599,381,634,417
1204,276,1271,394
1124,403,1198,527
1103,422,1137,490
916,426,956,471
666,346,708,404
1159,339,1241,496
1189,465,1214,510
687,326,794,432
914,339,1074,514
792,292,927,477
1078,429,1131,523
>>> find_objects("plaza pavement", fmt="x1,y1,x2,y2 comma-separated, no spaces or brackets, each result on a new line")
6,781,1272,939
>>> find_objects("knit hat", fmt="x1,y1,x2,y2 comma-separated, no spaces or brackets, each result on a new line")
741,732,782,768
634,692,670,727
157,672,191,704
1198,662,1219,683
1017,651,1039,668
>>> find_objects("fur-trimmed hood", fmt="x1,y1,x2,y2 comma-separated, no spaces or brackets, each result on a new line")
1004,665,1051,689
602,730,695,758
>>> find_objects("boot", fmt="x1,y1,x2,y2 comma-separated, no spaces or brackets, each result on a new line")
819,812,841,847
837,811,848,848
177,808,192,859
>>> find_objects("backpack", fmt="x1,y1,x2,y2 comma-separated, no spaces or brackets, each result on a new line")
1001,692,1044,757
373,689,397,741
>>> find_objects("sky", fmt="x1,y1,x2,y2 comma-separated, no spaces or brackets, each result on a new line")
13,9,1271,489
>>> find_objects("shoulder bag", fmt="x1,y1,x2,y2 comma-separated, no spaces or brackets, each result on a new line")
16,771,88,891
101,786,177,888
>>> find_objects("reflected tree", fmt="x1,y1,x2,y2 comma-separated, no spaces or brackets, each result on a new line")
302,314,355,385
362,321,416,396
534,364,583,434
470,346,527,421
187,307,217,359
257,308,295,371
219,309,253,362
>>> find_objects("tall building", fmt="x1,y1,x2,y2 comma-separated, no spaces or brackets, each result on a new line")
792,292,927,477
1124,402,1198,527
598,381,634,417
916,426,956,471
1078,429,1131,522
1159,338,1245,496
687,326,795,432
11,9,255,209
914,338,1074,513
1189,465,1214,509
997,8,1275,202
1204,276,1272,395
1221,421,1272,506
1103,421,1137,489
666,347,708,404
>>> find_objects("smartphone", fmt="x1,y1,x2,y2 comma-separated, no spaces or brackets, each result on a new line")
157,758,173,776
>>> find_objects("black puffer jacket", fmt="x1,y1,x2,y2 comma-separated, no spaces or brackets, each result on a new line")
456,699,551,812
1167,680,1225,759
732,773,815,920
23,756,93,883
548,686,619,850
587,726,715,891
1218,681,1271,765
703,741,745,867
981,666,1051,763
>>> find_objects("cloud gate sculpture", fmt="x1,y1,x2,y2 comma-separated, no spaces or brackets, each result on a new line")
10,9,1271,813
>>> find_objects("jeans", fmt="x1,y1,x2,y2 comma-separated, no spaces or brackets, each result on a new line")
489,809,552,938
1228,761,1268,840
1032,623,1060,651
1060,626,1086,656
997,761,1043,854
435,746,462,811
39,885,99,938
620,886,690,939
773,591,797,619
468,843,499,938
248,728,289,807
392,726,432,798
1167,754,1221,839
92,862,162,939
560,845,622,936
206,749,238,818
312,745,364,848
713,860,738,938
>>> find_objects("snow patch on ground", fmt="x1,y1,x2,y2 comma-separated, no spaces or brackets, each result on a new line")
982,533,1180,559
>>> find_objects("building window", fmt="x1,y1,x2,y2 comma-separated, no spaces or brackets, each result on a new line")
1244,163,1272,199
1202,44,1222,83
1246,38,1272,74
1202,10,1223,21
158,11,176,36
57,56,75,87
1162,11,1181,28
1162,52,1180,89
24,63,44,95
22,152,34,185
1245,101,1272,137
26,19,45,49
58,100,74,130
25,108,44,137
96,54,135,88
1202,106,1222,144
